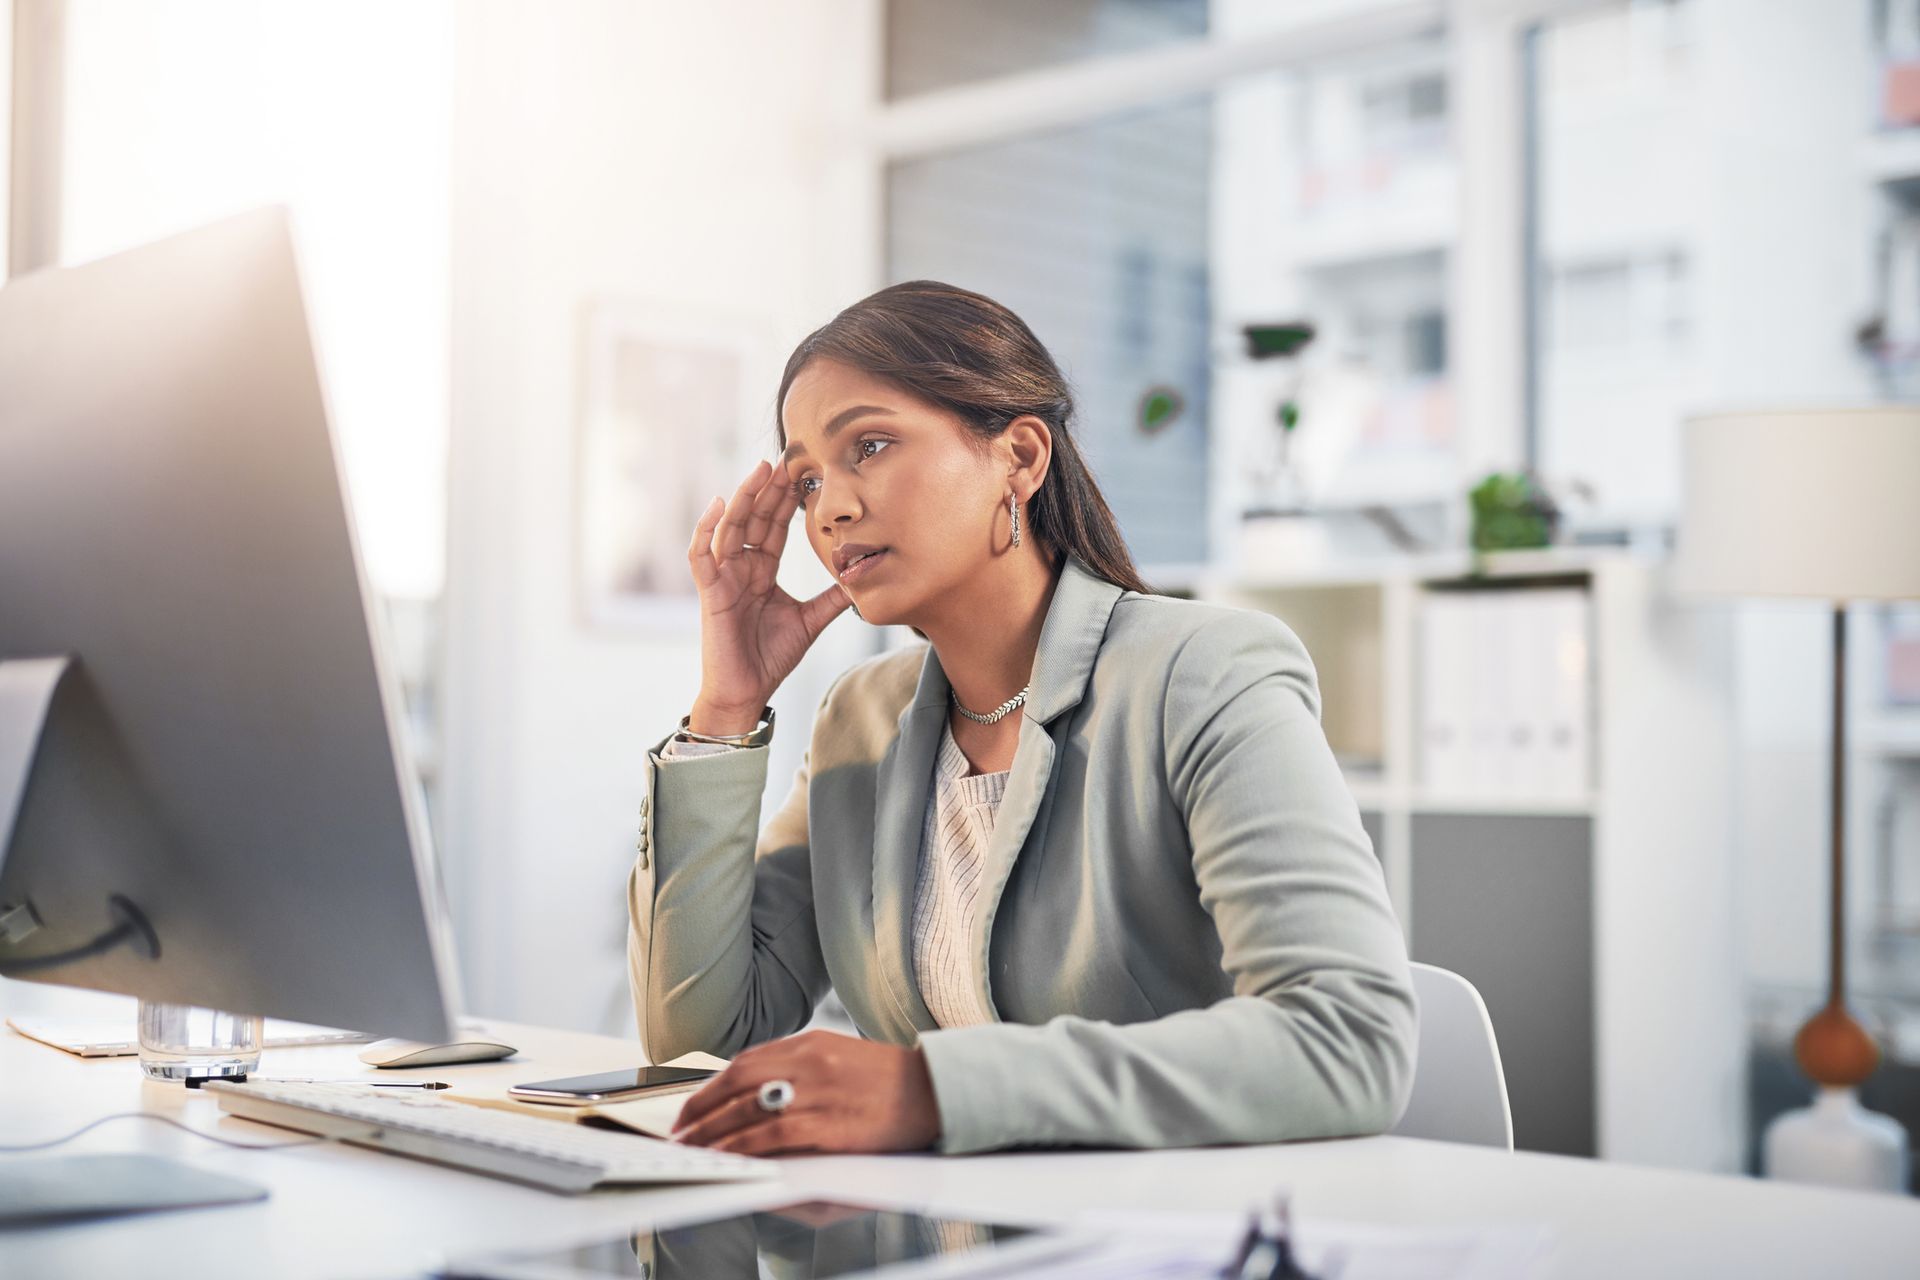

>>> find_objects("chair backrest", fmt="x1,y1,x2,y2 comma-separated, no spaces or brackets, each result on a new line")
1389,961,1514,1150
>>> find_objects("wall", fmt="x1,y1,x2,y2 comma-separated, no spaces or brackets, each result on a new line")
441,0,882,1031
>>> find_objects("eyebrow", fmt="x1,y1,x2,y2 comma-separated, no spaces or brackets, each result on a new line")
780,405,896,466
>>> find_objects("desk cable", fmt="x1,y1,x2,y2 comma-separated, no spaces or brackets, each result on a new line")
0,1111,340,1154
0,894,162,977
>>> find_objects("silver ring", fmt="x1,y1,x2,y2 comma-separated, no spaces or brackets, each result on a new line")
756,1078,794,1114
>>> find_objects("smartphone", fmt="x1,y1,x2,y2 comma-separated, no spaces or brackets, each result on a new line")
507,1065,718,1106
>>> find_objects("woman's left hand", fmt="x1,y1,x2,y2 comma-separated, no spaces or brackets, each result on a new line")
670,1029,941,1155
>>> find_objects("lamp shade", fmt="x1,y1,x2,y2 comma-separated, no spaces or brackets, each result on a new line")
1675,406,1920,601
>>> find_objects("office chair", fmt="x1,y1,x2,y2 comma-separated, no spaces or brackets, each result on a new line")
1388,961,1514,1150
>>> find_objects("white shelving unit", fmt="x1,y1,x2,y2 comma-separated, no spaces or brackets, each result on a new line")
1197,546,1745,1172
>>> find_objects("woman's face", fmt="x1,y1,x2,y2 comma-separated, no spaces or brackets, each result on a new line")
779,357,1010,629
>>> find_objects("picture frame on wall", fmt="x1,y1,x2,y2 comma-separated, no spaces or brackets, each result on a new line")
574,298,775,630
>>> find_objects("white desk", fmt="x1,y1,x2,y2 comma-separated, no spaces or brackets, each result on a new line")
3,988,1917,1280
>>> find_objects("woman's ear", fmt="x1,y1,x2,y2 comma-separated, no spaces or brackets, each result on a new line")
1001,415,1052,502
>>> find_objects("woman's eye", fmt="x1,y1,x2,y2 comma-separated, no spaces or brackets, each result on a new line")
790,439,890,502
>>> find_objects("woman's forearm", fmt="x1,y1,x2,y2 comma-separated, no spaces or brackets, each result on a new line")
630,730,826,1063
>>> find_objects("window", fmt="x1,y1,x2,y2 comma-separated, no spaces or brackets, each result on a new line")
881,8,1460,573
885,0,1207,100
58,0,452,603
1523,0,1701,531
887,95,1214,567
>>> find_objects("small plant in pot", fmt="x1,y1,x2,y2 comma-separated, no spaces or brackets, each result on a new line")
1467,472,1560,555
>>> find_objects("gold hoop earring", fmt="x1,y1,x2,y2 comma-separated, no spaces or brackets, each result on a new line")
1009,492,1021,549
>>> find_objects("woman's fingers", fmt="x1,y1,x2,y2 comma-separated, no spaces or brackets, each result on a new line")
711,1115,820,1157
673,1051,781,1132
739,460,787,553
801,580,851,640
759,479,802,562
672,1087,779,1148
671,1081,726,1132
711,460,771,564
686,495,725,587
709,464,759,563
756,477,802,563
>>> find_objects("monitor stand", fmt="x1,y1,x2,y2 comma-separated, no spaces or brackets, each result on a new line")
0,658,69,883
0,657,161,975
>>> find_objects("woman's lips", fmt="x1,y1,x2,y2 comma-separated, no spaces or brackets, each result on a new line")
839,548,889,583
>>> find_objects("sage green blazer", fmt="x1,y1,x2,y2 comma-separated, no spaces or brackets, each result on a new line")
627,554,1418,1155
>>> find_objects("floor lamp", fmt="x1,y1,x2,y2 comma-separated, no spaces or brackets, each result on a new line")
1677,405,1920,1194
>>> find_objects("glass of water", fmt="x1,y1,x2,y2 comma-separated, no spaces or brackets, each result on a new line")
137,1000,264,1082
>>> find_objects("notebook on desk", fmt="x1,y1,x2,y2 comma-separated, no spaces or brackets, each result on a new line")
444,1051,729,1140
5,1015,374,1057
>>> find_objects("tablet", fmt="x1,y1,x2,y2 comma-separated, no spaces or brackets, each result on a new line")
435,1198,1092,1280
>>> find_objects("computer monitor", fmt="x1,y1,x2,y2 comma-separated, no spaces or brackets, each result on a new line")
0,206,460,1042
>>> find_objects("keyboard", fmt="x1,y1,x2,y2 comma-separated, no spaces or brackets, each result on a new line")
202,1078,777,1193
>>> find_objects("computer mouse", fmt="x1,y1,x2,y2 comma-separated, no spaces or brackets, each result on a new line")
357,1036,518,1068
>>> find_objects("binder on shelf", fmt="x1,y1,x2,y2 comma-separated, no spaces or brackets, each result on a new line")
1508,593,1550,799
1467,593,1512,796
1539,589,1593,800
1418,592,1474,794
1415,586,1592,804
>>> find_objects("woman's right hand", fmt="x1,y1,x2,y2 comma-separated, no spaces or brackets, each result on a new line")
685,458,851,734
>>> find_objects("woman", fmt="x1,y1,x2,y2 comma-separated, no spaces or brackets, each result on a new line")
629,281,1417,1157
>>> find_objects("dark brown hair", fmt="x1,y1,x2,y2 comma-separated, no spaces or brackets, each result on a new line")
773,280,1152,599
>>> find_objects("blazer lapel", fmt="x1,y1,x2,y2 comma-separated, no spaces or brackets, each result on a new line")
866,556,1127,1029
967,556,1123,1017
969,715,1055,1018
869,657,949,1037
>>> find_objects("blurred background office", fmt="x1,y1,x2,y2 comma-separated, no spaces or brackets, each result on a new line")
4,0,1916,1188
